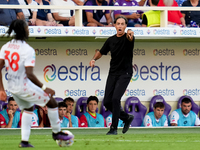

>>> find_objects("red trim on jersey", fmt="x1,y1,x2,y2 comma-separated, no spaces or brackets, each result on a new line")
79,115,88,127
88,111,97,119
0,114,6,126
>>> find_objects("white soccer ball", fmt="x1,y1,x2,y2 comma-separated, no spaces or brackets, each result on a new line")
56,130,74,147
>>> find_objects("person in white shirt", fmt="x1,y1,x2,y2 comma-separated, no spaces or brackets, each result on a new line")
0,19,71,148
169,98,200,126
18,0,38,25
51,0,76,26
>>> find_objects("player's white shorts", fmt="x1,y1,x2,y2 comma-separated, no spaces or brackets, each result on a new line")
11,79,50,110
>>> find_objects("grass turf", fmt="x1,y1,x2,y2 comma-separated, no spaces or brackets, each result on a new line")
0,128,200,150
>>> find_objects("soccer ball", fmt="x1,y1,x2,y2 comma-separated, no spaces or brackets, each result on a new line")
56,130,74,147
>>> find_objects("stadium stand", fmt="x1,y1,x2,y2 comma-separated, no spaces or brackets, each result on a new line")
124,97,147,127
177,95,199,115
149,95,171,117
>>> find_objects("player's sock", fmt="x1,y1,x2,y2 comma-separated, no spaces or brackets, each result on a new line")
47,107,61,133
21,110,33,142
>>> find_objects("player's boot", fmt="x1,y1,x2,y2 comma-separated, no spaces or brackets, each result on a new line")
19,141,34,148
122,114,134,134
52,131,73,141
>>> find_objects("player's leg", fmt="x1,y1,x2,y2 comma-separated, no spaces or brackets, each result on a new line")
46,97,73,141
12,95,34,148
111,73,134,134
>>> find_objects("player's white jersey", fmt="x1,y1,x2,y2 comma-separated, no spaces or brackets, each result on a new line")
0,39,35,93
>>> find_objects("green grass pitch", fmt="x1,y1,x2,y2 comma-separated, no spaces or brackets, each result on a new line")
0,127,200,150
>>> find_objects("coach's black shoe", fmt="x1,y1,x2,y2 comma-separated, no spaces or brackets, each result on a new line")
106,129,117,135
122,114,134,134
19,141,34,148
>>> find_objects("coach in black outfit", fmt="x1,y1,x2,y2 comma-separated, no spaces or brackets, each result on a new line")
89,16,134,135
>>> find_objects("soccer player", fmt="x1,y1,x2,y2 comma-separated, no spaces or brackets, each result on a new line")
169,97,200,126
89,15,134,135
0,19,72,147
80,96,106,127
63,97,80,127
142,102,168,127
0,97,22,128
58,102,70,127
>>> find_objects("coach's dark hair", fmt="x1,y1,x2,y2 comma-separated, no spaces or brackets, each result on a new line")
87,96,99,104
154,102,165,109
63,97,75,103
5,19,28,41
181,97,191,104
114,16,128,25
151,0,159,6
58,102,68,108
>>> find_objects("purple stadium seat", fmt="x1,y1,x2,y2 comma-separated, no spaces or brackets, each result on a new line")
0,101,6,112
177,95,199,115
0,96,10,112
124,97,147,127
149,95,171,116
55,97,64,103
100,99,111,118
75,97,98,118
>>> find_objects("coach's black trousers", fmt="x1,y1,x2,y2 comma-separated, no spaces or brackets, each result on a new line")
104,73,132,129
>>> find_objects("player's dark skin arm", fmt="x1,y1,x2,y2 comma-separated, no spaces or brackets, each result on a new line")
25,67,57,110
0,59,7,101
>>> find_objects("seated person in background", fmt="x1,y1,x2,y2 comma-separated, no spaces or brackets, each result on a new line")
34,0,63,26
175,0,186,6
31,111,39,127
0,97,21,128
142,0,160,27
34,105,50,127
73,0,85,5
18,0,38,26
114,0,142,27
63,97,80,127
142,102,168,127
0,0,24,26
83,0,113,27
157,0,186,27
80,96,106,127
51,0,76,26
181,0,200,27
58,102,70,127
106,114,124,127
169,98,200,126
138,0,150,6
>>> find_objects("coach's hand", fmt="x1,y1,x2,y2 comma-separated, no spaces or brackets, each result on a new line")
127,29,134,41
44,88,55,97
89,59,95,68
0,91,7,101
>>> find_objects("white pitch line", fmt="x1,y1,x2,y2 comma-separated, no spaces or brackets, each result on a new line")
75,139,200,143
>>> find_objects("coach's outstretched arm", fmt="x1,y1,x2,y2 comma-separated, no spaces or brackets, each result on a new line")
89,51,102,68
0,59,6,101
